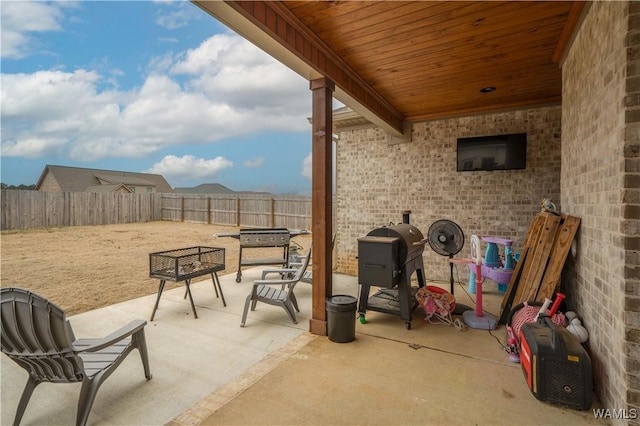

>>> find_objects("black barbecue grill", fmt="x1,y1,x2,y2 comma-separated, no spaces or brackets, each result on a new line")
215,228,310,282
357,223,427,329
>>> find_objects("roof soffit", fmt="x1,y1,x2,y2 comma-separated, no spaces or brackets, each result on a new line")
194,1,586,135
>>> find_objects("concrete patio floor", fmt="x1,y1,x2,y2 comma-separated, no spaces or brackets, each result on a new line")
1,268,604,425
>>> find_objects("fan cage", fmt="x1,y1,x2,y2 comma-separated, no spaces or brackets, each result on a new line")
427,220,465,256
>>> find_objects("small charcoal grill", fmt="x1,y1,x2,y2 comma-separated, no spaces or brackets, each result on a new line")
215,228,310,282
149,246,226,320
357,222,427,329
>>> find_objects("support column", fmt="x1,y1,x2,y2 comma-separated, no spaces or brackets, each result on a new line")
309,77,334,336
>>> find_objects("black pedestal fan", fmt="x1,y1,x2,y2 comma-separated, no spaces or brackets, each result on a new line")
427,219,473,315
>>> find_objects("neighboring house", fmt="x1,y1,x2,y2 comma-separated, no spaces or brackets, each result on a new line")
174,183,272,196
35,165,174,193
173,183,236,195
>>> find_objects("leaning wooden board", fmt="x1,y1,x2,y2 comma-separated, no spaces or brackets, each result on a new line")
499,211,581,323
500,214,547,309
535,215,581,301
499,246,530,324
514,213,562,303
499,212,548,323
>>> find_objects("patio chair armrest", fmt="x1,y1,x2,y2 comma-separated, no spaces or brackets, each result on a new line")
261,268,297,279
254,278,297,287
73,319,147,353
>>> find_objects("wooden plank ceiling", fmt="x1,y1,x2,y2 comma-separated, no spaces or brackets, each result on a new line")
195,1,583,132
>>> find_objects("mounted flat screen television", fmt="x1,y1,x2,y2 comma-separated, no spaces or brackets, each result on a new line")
457,133,527,171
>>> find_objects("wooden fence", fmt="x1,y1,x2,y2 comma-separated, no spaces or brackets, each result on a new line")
1,190,163,230
159,193,311,229
1,190,311,231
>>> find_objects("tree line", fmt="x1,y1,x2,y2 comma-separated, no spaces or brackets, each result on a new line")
1,183,36,190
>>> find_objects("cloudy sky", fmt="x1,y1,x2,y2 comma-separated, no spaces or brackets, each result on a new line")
1,1,316,193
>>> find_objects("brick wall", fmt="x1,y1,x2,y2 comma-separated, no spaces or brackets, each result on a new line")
625,3,640,418
335,106,561,287
37,173,61,192
333,0,637,417
562,1,637,420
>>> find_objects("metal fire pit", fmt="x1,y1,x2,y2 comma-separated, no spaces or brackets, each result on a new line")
214,228,310,282
357,223,427,329
149,246,226,320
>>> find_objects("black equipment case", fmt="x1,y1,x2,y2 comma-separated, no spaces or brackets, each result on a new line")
519,316,593,410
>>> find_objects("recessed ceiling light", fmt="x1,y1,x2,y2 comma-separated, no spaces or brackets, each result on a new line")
480,86,496,93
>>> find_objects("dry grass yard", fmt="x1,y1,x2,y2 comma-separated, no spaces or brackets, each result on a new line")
0,221,312,315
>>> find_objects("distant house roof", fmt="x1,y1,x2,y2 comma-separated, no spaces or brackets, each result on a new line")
237,190,273,196
35,165,174,193
94,173,157,186
85,184,132,193
173,183,273,196
173,183,236,194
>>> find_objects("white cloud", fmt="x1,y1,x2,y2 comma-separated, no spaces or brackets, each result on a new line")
1,136,67,159
1,1,67,59
2,69,107,120
146,154,233,183
144,52,177,76
301,152,312,180
170,34,259,75
244,157,265,168
171,35,309,112
154,2,201,30
1,30,311,162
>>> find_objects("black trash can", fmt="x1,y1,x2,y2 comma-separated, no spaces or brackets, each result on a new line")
326,295,357,343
